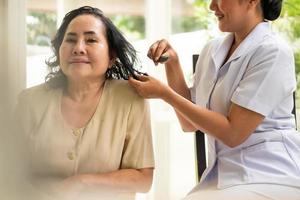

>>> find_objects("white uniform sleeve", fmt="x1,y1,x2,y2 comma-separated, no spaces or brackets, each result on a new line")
231,43,296,116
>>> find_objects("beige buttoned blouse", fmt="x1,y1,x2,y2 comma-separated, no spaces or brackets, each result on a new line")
15,79,155,199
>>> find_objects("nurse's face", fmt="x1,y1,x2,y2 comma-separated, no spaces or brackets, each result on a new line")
209,0,256,33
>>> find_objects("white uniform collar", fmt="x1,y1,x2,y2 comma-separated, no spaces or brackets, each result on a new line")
212,22,271,69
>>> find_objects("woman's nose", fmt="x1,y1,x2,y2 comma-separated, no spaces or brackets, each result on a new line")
72,41,86,55
209,0,217,11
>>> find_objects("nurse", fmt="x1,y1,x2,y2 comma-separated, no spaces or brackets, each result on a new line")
129,0,300,199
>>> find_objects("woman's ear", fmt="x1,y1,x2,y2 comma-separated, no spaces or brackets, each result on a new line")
109,57,116,68
108,50,117,68
248,0,263,18
249,0,260,8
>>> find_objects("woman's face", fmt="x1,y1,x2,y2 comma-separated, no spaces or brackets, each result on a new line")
59,14,112,82
209,0,253,32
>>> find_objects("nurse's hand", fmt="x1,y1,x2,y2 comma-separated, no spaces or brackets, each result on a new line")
148,39,178,66
128,75,171,99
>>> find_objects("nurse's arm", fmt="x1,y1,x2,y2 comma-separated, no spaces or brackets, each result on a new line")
147,39,198,132
163,58,198,132
163,88,265,147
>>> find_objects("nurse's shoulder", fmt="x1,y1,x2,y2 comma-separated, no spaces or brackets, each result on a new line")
257,31,294,61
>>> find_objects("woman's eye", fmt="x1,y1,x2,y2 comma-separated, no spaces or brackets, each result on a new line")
65,38,76,43
87,39,97,43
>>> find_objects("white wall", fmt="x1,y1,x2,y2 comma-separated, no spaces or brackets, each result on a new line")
0,1,27,199
0,0,26,114
0,0,8,118
7,0,27,111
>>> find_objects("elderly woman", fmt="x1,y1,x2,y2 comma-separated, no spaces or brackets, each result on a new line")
15,6,154,200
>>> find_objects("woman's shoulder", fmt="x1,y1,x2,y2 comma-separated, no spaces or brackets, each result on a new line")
15,83,61,120
18,83,60,104
106,79,143,102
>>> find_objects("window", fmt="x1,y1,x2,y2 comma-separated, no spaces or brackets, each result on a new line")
26,7,56,87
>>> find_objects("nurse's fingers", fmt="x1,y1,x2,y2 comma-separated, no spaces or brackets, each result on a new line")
137,74,149,82
128,75,148,88
153,39,169,62
147,41,160,60
128,76,141,88
147,39,169,64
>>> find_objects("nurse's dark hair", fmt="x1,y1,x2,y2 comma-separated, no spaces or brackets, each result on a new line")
45,6,142,88
260,0,282,21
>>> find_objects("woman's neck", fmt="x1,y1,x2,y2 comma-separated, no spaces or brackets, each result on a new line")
65,78,106,102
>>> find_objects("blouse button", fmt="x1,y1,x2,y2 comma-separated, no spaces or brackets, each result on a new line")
67,152,75,160
73,129,81,136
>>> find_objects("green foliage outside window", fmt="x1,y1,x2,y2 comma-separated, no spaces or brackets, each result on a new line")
27,11,57,46
278,0,300,81
26,11,144,47
110,15,145,40
172,0,214,33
